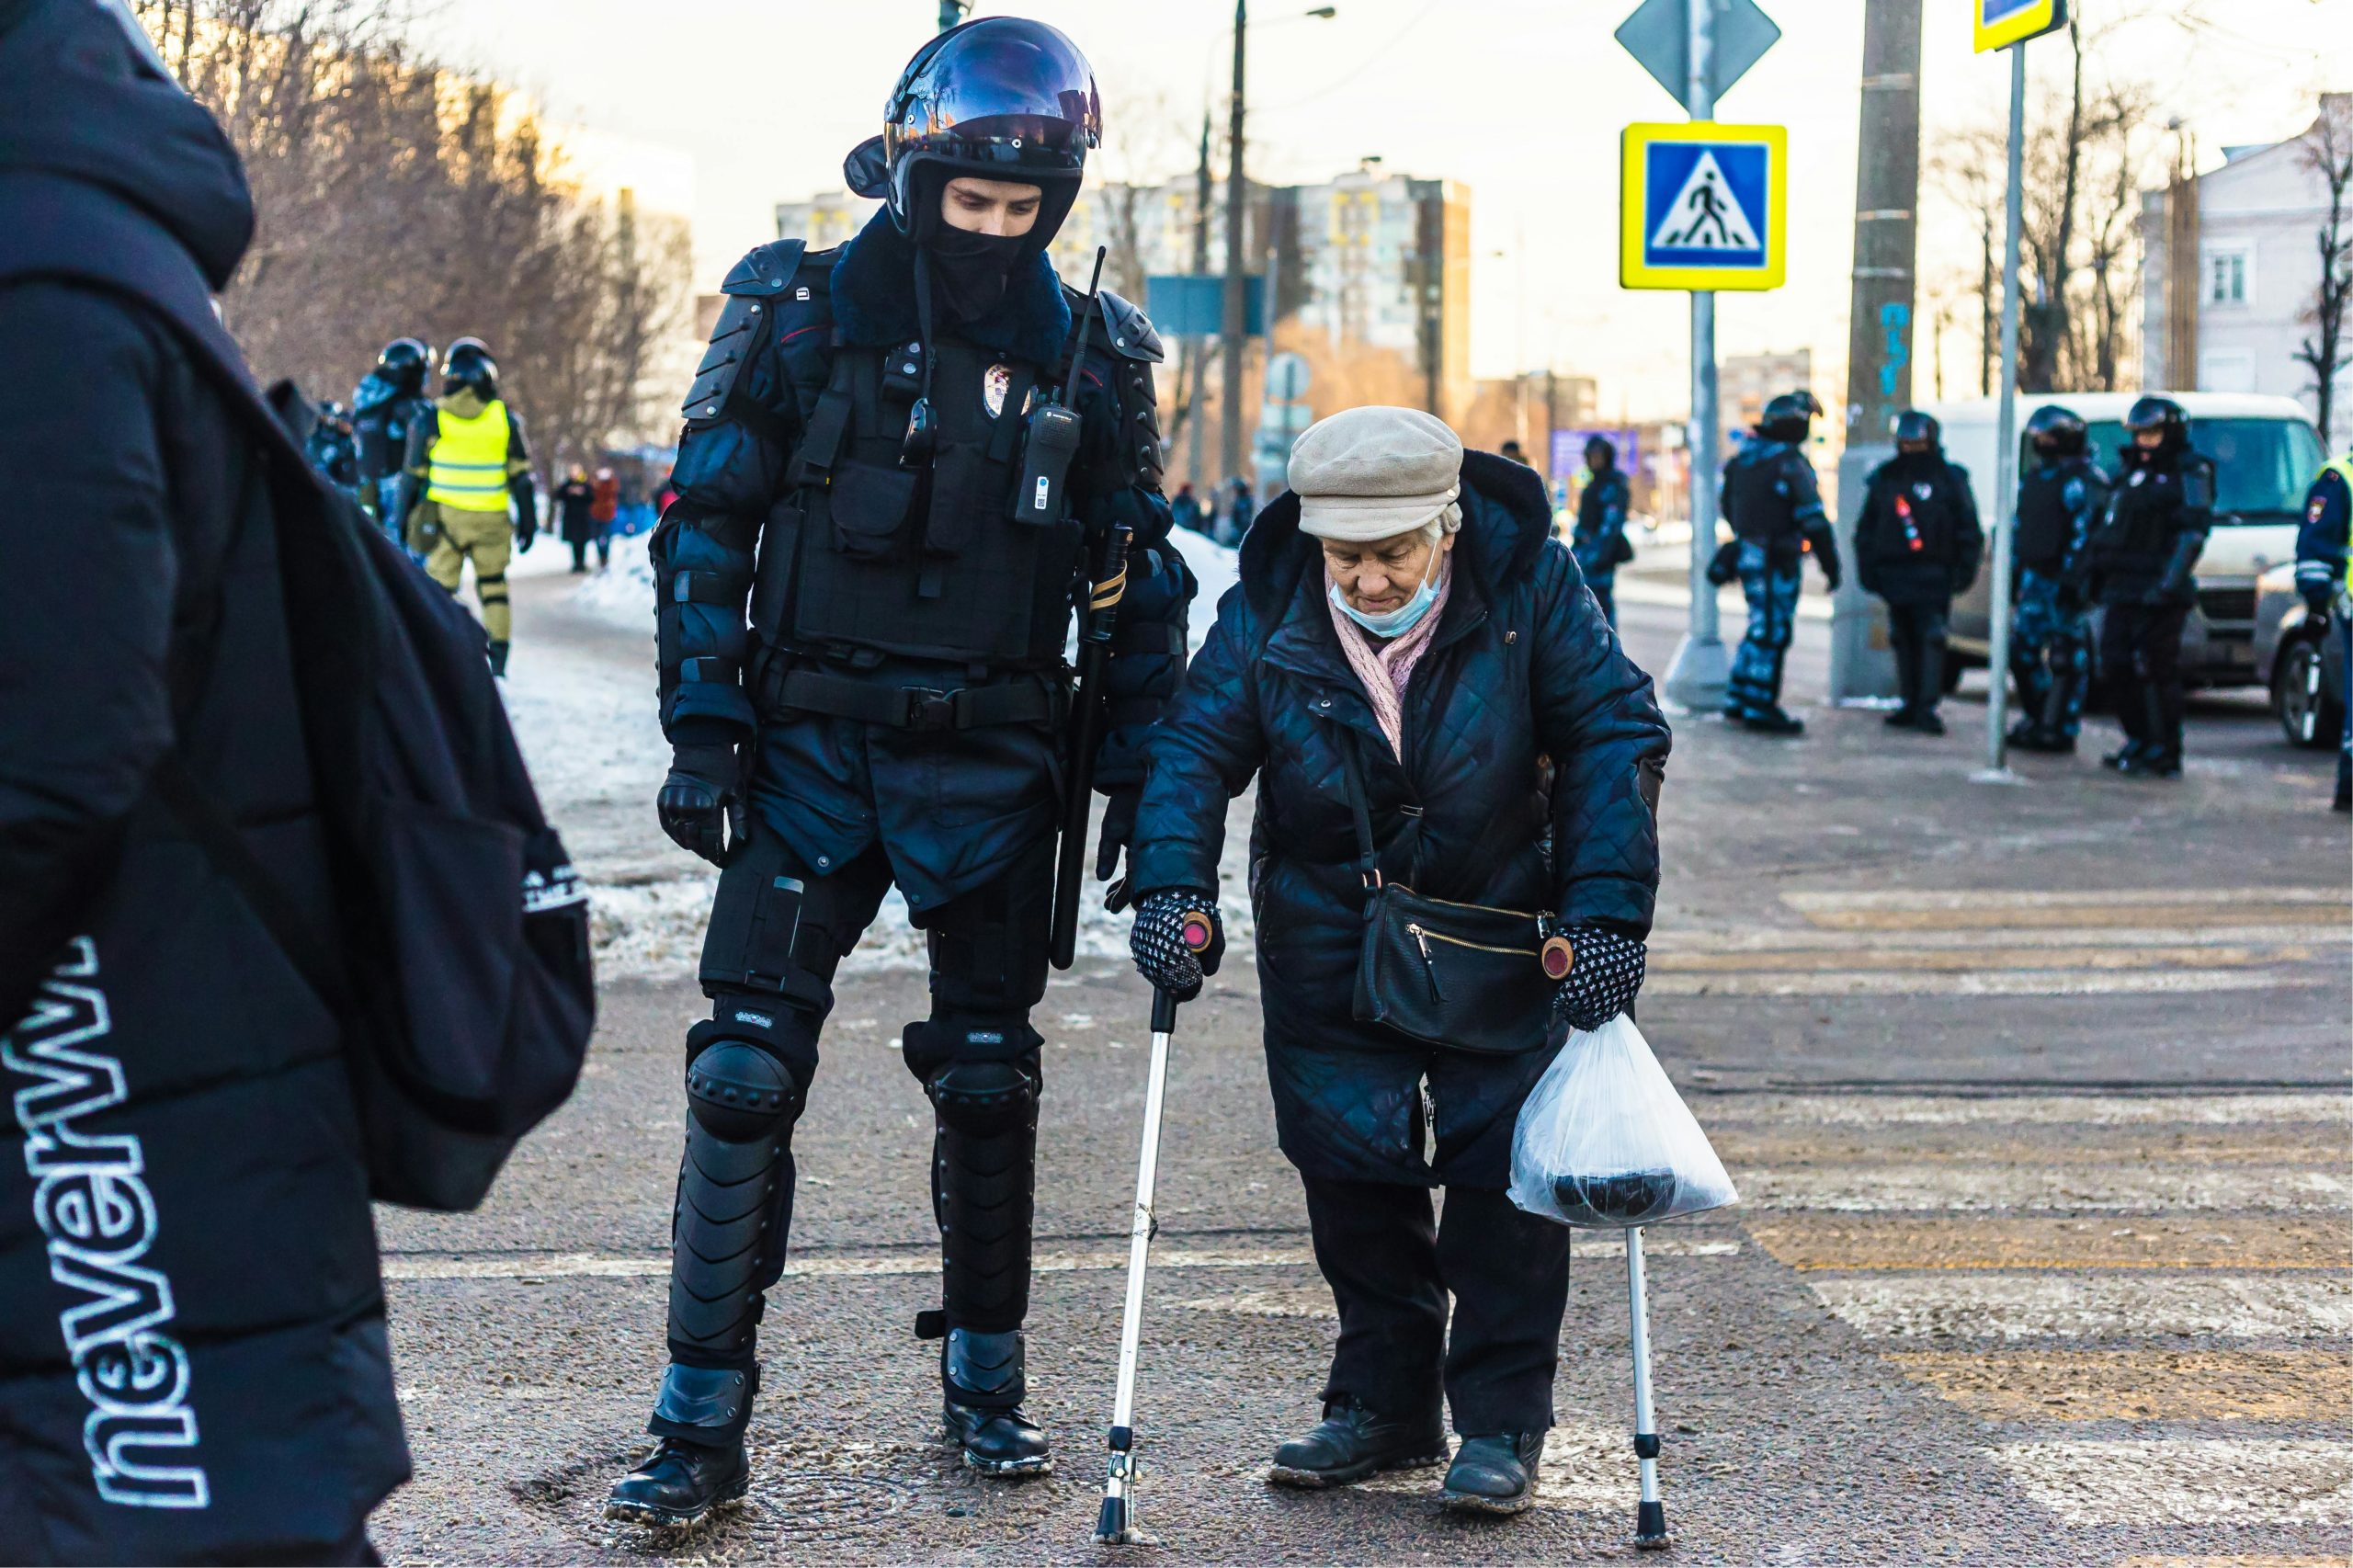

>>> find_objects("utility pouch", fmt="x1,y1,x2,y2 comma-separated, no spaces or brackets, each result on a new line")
1011,401,1083,526
747,497,804,637
826,460,917,561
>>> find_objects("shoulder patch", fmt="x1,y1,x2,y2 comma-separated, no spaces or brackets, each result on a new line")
1095,289,1165,363
721,238,810,298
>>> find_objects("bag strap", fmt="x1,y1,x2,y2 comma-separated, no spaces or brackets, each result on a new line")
1335,726,1390,895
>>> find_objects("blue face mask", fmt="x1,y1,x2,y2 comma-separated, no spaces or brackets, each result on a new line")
1330,552,1442,639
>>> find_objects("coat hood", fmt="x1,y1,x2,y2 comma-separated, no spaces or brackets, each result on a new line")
830,207,1072,369
1236,447,1555,625
0,0,254,290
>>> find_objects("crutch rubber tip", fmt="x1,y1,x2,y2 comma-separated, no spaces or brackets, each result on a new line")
1094,1495,1129,1544
1633,1498,1671,1550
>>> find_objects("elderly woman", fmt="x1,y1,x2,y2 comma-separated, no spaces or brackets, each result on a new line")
1126,407,1670,1516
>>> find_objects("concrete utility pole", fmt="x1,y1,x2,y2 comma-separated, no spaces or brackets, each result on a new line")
1221,0,1250,490
1661,0,1727,712
1829,0,1922,703
1188,110,1212,488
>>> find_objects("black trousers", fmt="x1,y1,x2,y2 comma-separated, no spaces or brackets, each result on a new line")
1300,1175,1572,1437
2100,601,2190,759
668,832,1053,1373
1885,597,1950,717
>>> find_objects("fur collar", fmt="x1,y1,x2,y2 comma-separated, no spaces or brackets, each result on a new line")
829,210,1072,369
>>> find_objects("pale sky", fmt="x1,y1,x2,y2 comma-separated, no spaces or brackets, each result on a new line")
424,1,2353,418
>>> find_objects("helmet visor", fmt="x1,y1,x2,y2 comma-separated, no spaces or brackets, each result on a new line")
890,23,1101,171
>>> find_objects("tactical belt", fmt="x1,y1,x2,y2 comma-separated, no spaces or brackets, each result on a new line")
775,667,1066,732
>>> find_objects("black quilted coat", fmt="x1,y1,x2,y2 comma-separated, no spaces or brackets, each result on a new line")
1131,452,1670,1186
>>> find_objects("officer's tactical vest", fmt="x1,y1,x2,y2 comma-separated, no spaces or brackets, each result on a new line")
427,398,515,512
2322,456,2353,590
1722,444,1802,546
754,335,1083,668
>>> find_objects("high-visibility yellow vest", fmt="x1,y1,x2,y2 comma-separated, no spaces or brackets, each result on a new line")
2325,455,2353,591
426,398,515,512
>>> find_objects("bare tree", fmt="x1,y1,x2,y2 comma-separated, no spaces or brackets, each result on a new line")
2296,95,2353,449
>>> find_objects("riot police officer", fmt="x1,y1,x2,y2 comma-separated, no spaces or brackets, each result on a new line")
2006,404,2109,753
397,336,538,676
2086,395,2212,778
350,335,435,537
1571,434,1632,626
2293,444,2351,810
604,19,1190,1528
303,396,360,494
1721,390,1838,733
1854,410,1983,736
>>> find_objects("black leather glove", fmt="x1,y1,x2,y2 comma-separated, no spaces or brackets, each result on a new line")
1095,786,1141,909
1130,889,1222,1002
1705,539,1741,586
1554,925,1647,1031
511,475,540,551
657,742,745,868
2301,580,2336,619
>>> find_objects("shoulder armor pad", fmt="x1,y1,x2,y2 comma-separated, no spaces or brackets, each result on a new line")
1094,289,1165,363
721,238,811,297
683,278,790,426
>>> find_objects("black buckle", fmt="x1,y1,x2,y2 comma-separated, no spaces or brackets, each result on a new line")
904,687,957,731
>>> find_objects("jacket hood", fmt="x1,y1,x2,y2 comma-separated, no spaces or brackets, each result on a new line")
1236,448,1554,624
830,208,1072,369
0,0,254,290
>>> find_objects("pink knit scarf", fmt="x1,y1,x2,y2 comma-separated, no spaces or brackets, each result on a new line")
1325,562,1454,761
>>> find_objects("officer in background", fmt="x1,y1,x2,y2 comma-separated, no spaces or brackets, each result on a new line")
2293,444,2352,811
2006,404,2109,754
397,336,537,676
2086,395,2211,778
303,396,360,494
1854,410,1982,736
1721,390,1838,734
1570,434,1632,626
350,335,434,538
606,18,1190,1528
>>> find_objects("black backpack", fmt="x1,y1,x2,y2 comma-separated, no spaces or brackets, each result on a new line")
0,175,596,1211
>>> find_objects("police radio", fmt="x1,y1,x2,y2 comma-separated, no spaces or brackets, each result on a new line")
1013,246,1105,523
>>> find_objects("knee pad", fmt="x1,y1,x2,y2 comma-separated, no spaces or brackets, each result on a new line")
922,1054,1040,1136
685,1006,815,1142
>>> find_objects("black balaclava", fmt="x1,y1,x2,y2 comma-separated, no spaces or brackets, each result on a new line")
925,223,1028,324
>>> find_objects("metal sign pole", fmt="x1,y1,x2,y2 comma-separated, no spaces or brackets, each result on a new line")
1661,0,1729,713
1984,40,2026,775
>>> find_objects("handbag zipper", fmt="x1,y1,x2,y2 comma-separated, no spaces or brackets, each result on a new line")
1415,926,1540,958
1405,924,1443,1000
1404,887,1550,930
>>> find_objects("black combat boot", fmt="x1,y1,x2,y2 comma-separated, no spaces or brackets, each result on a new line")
1441,1431,1545,1516
1267,1397,1448,1489
605,1437,751,1529
487,639,510,677
1910,707,1947,736
2100,738,2150,770
2334,756,2350,812
942,1328,1051,1477
1738,704,1805,736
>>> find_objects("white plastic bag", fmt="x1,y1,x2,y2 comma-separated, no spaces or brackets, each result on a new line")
1508,1016,1738,1228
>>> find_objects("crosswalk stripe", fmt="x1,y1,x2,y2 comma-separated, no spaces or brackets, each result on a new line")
1781,887,2348,913
1700,1094,2347,1129
1718,1132,2349,1168
1656,943,2328,973
1746,1217,2353,1272
1649,967,2328,997
1738,1164,2347,1213
1653,922,2351,952
1989,1438,2353,1526
1885,1349,2353,1422
1808,1275,2353,1341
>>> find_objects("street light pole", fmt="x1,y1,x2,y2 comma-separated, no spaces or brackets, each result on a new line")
1984,40,2028,775
1661,0,1728,712
1220,0,1249,491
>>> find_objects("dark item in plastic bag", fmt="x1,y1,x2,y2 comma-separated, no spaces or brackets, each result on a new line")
1552,1167,1679,1227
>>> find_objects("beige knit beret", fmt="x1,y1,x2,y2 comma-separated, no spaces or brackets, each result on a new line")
1290,405,1465,542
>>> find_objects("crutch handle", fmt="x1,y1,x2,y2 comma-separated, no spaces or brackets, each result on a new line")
1151,988,1178,1033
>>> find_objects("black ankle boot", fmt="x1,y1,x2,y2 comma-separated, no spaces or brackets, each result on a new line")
942,1328,1051,1476
1442,1431,1545,1515
1267,1397,1448,1488
605,1437,750,1529
487,639,510,677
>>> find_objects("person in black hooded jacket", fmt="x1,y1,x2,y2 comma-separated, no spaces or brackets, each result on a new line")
1853,410,1984,735
0,4,409,1561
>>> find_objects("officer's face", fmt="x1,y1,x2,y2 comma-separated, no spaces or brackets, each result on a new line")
1323,528,1455,615
1898,438,1933,456
941,177,1044,237
2134,428,2165,449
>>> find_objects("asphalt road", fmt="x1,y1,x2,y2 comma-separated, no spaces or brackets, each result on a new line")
368,567,2350,1565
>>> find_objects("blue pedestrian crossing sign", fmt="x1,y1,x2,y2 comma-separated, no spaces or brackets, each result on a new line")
1975,0,2066,53
1620,122,1787,292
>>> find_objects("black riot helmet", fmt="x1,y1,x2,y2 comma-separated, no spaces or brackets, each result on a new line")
1892,409,1940,450
2024,403,2086,459
852,17,1100,251
443,336,498,400
376,337,433,397
2124,394,2188,450
1758,390,1823,443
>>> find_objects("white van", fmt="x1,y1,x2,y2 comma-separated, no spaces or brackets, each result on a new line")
1921,391,2325,687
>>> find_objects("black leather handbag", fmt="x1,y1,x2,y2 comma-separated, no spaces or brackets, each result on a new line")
1337,731,1566,1055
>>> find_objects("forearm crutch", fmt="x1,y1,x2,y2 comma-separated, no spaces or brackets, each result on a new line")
1627,1224,1671,1550
1095,910,1214,1546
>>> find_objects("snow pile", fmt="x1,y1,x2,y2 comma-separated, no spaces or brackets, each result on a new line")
570,528,657,635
